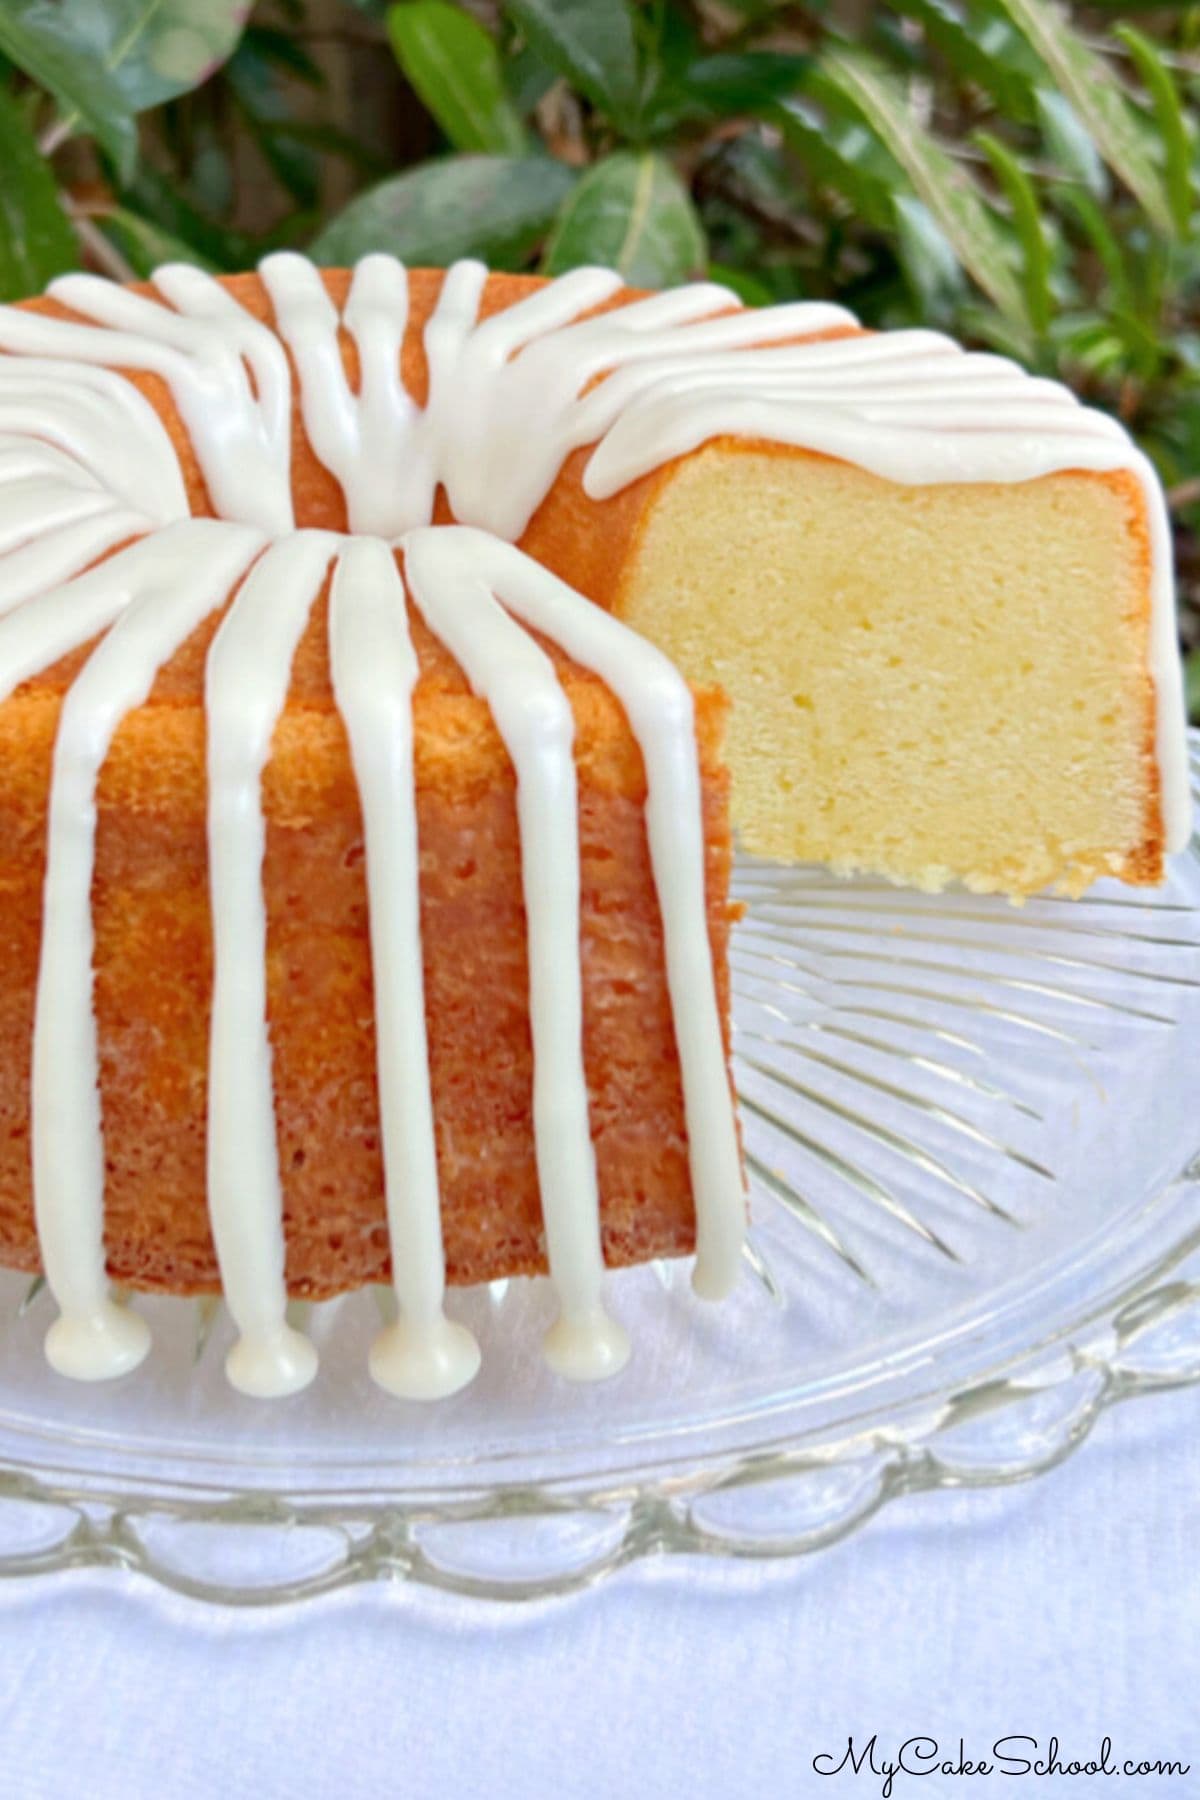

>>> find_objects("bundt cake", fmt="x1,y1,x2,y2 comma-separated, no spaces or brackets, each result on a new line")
0,255,1188,1402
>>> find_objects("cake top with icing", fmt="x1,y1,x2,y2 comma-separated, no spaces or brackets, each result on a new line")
0,253,1147,535
0,252,1188,852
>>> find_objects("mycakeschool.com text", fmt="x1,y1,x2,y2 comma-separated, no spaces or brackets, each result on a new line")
811,1736,1191,1796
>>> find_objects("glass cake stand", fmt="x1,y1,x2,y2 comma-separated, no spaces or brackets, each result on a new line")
0,741,1197,1607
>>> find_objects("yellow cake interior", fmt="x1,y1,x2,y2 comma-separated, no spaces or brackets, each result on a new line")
617,446,1159,896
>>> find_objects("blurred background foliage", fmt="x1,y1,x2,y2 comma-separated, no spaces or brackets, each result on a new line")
0,0,1196,712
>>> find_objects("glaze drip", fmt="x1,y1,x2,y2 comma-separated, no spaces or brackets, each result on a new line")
262,254,424,539
24,523,265,1381
328,538,482,1402
0,272,292,531
409,530,745,1306
404,527,632,1382
0,254,1189,1397
206,532,337,1400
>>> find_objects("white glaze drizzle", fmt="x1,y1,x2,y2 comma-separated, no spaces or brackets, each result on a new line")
0,510,151,620
0,255,1189,1396
406,528,745,1304
328,538,481,1399
205,532,336,1400
418,264,854,541
0,275,292,532
0,437,105,491
0,478,117,558
261,253,427,538
15,523,264,1380
403,528,632,1381
0,357,189,520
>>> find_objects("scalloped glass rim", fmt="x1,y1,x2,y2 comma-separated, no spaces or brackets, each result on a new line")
0,739,1196,1603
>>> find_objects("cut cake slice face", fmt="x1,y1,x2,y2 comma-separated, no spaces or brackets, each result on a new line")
613,447,1168,896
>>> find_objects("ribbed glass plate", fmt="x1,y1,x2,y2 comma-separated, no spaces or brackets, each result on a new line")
0,743,1197,1606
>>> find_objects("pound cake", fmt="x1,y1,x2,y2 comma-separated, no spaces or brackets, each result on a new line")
0,257,1188,1401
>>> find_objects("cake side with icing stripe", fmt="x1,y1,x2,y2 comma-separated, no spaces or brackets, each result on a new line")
0,256,1189,1399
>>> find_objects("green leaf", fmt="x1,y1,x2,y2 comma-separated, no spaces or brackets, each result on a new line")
311,154,575,269
0,81,77,299
955,302,1039,364
642,50,810,136
2,0,247,181
388,2,525,155
220,23,379,200
775,100,899,232
990,0,1173,234
507,44,558,118
1035,89,1107,198
252,119,390,179
119,163,254,269
0,4,137,178
187,133,235,216
227,33,319,207
706,260,775,307
1048,310,1130,380
224,28,385,213
819,48,1027,325
898,0,1039,119
975,129,1051,335
98,206,217,277
233,23,322,87
893,194,966,321
1107,305,1168,380
502,0,640,131
1050,184,1130,306
542,150,704,286
682,52,808,113
58,0,249,120
1115,25,1193,236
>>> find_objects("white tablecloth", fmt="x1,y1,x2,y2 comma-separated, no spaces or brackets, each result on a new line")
0,1384,1194,1800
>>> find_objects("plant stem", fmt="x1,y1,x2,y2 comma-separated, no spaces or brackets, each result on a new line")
63,200,137,284
1168,477,1200,511
37,117,73,159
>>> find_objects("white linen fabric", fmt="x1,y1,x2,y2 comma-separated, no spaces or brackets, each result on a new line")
0,1385,1194,1800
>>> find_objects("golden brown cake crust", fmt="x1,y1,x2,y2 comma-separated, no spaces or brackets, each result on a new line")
0,610,735,1298
0,271,739,1299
